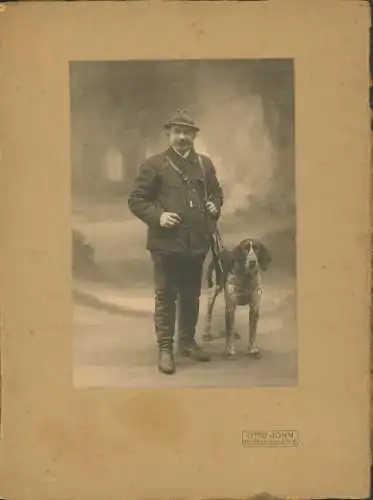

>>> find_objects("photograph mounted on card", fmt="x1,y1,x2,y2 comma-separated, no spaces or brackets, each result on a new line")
0,2,370,500
70,58,297,388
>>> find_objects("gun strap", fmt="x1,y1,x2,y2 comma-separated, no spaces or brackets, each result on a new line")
165,154,225,273
165,155,203,204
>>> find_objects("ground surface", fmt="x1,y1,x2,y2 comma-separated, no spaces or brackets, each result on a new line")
73,277,297,388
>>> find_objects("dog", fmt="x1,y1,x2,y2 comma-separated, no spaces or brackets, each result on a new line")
203,238,272,359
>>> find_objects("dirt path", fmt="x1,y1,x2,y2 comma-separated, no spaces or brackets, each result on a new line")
73,280,297,388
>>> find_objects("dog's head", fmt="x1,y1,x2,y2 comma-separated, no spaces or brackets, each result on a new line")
232,239,272,273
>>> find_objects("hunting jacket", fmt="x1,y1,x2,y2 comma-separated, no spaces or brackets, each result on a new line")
128,147,224,256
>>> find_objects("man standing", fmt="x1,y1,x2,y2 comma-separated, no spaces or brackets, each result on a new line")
128,110,224,375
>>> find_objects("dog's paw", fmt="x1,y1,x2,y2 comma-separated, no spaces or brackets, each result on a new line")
223,347,237,360
248,347,262,359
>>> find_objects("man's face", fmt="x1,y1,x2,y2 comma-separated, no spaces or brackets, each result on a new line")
167,125,197,153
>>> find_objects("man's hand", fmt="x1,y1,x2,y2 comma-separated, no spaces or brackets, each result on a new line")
205,201,218,216
160,212,182,228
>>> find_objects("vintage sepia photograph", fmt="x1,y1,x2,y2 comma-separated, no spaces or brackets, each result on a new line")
1,3,370,498
70,59,297,388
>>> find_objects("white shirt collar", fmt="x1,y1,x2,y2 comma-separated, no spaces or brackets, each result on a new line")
172,146,191,159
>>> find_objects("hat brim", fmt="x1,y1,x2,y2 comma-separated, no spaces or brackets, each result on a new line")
164,121,200,132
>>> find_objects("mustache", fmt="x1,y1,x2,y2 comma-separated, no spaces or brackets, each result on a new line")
175,140,191,147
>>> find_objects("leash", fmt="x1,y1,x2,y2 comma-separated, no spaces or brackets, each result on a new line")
165,154,225,274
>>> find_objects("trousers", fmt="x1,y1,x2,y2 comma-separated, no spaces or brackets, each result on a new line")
150,252,206,349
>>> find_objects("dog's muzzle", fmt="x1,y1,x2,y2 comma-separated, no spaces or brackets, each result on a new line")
245,249,258,270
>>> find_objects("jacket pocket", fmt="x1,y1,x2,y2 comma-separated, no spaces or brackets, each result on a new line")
147,224,185,253
159,182,188,215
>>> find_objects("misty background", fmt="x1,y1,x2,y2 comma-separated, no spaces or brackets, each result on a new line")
70,59,295,288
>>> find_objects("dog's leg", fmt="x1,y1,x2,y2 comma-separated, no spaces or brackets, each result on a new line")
218,325,240,340
203,285,220,341
224,284,237,359
248,291,261,358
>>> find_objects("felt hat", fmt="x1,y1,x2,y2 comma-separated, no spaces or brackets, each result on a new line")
164,110,200,131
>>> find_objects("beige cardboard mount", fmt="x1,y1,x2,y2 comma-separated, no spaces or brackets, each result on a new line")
0,2,371,499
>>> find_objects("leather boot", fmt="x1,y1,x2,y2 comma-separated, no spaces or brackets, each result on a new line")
178,294,211,362
158,343,176,375
154,289,177,374
179,339,211,362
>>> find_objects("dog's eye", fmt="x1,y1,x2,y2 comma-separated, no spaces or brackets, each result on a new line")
245,244,255,253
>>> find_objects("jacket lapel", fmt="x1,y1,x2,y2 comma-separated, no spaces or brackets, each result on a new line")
167,147,199,170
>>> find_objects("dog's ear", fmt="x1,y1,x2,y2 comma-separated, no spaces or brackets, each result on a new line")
256,242,272,271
